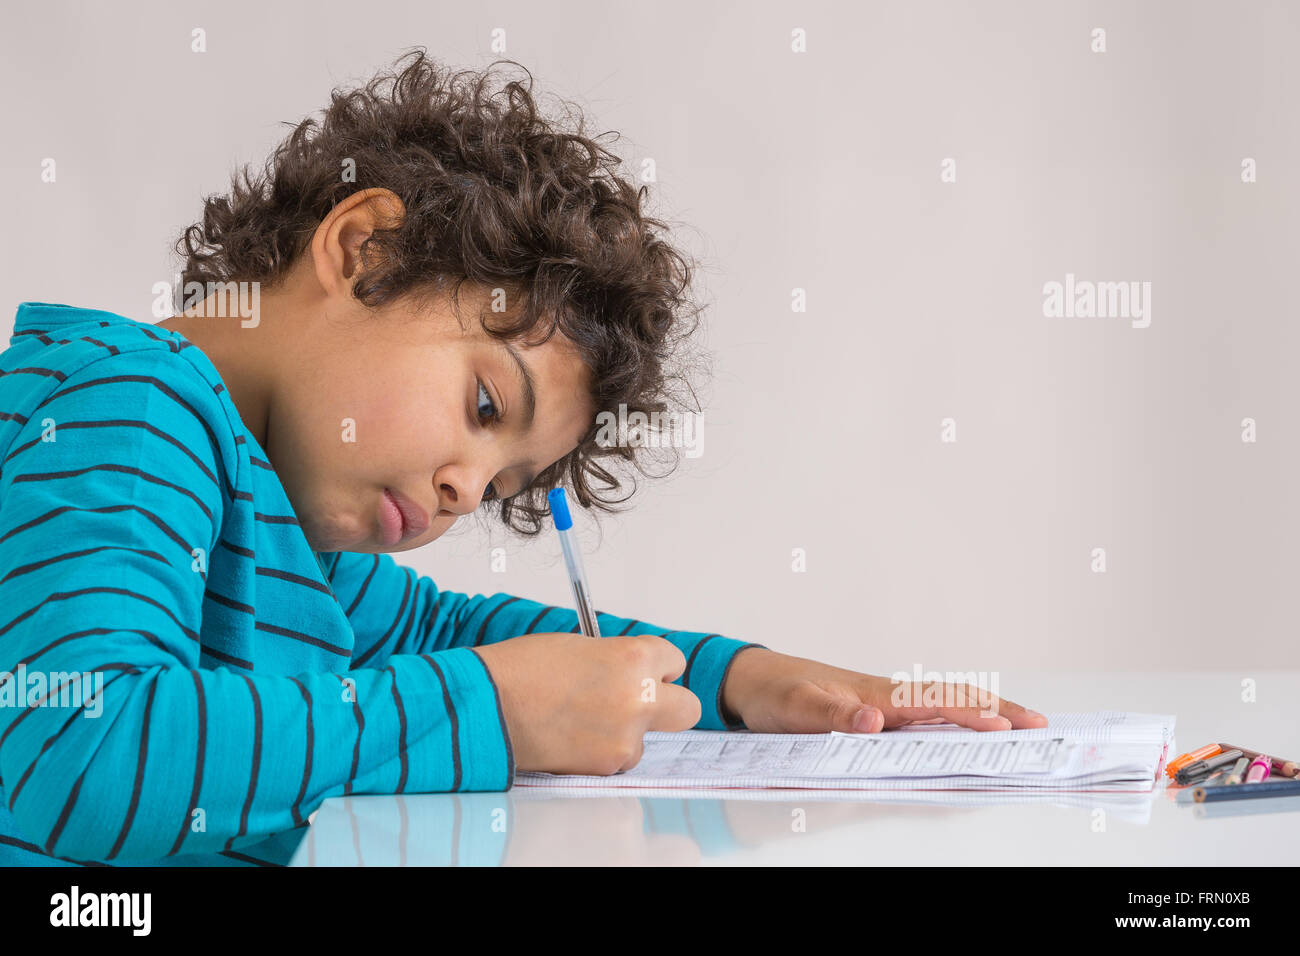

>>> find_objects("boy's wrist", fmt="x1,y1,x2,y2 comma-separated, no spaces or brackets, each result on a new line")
720,645,779,726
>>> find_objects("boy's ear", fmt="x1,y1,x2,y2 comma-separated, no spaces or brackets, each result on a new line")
312,187,407,293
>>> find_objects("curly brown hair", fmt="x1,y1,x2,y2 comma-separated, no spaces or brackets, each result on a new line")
173,47,709,536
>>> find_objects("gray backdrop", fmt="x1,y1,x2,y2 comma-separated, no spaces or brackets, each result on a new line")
3,0,1295,676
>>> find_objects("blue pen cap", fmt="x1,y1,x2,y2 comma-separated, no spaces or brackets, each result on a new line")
547,487,573,530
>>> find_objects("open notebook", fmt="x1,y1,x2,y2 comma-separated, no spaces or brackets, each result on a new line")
513,711,1176,793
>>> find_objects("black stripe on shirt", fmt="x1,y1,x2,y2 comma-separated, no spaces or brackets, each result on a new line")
254,512,301,525
24,665,141,855
1,663,141,756
334,674,364,797
107,678,157,859
199,644,254,671
44,769,87,855
287,677,313,828
342,554,381,617
79,336,120,356
219,849,283,867
473,596,521,646
219,539,254,559
421,656,462,791
0,544,170,585
0,833,112,866
0,503,198,559
3,627,168,678
680,634,721,691
257,565,332,595
386,666,411,793
0,587,201,644
4,419,222,491
0,366,67,383
32,374,234,500
169,669,207,856
227,675,263,852
12,464,214,523
6,671,117,808
472,649,514,783
255,620,350,658
133,325,177,352
351,571,413,669
204,588,254,615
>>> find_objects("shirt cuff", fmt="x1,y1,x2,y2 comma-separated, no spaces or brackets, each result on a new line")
414,647,516,791
675,636,768,731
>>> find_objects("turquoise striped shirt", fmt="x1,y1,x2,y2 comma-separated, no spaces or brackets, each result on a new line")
0,301,759,866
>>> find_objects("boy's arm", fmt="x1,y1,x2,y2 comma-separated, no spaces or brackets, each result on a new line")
326,548,767,730
0,353,513,863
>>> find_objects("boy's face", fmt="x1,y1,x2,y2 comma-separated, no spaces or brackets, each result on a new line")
270,288,595,554
164,188,596,554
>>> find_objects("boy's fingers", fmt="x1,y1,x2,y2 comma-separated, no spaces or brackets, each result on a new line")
934,708,1013,731
881,703,1009,731
778,685,884,734
873,682,1048,731
647,681,702,732
991,695,1049,728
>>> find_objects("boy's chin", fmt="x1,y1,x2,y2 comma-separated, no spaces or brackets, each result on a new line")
299,515,368,554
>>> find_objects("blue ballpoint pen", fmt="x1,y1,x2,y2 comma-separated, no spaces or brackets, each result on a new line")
548,488,602,637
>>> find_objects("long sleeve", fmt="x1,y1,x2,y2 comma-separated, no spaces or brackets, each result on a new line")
0,351,512,863
326,549,767,731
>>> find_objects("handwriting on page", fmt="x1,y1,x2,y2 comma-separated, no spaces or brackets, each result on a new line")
810,736,1072,777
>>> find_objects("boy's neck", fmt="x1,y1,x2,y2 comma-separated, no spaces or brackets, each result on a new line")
157,298,277,452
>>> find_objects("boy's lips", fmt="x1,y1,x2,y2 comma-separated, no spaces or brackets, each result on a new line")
380,488,431,544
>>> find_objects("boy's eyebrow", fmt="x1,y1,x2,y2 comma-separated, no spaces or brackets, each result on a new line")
502,341,537,430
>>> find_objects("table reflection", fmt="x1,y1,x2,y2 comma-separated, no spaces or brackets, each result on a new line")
289,787,1158,866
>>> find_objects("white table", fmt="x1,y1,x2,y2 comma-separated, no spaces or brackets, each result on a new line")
289,670,1300,866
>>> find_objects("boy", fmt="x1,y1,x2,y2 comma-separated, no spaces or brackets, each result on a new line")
0,51,1044,867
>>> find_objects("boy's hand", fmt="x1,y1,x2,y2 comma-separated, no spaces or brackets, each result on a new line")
720,648,1048,734
473,632,702,775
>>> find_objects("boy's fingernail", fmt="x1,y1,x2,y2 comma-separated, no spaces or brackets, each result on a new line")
851,707,877,731
1027,710,1045,720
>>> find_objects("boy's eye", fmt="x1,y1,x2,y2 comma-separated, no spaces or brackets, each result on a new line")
475,380,502,504
476,381,500,423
